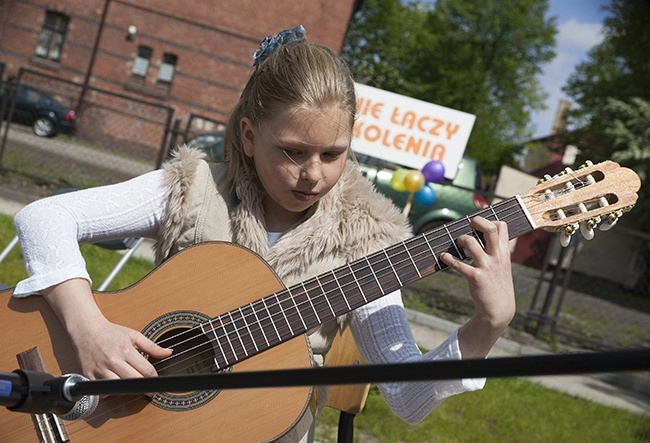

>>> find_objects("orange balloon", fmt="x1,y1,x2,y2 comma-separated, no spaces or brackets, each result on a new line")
403,170,425,192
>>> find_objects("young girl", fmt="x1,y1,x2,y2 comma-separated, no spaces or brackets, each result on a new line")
13,26,515,438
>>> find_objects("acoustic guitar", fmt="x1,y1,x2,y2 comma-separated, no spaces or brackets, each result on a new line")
0,161,640,442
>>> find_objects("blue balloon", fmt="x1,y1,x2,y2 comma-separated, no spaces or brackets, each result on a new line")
415,185,436,206
422,160,445,183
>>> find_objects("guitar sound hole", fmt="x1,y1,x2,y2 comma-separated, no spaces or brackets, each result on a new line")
149,327,219,377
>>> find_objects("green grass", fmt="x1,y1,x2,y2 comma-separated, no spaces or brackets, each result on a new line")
317,381,650,442
1,213,649,442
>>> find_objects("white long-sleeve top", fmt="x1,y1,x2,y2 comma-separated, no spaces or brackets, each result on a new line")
13,170,484,424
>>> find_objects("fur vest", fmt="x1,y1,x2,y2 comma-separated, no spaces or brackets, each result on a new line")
154,146,412,363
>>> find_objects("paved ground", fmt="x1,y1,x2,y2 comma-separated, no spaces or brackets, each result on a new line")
1,194,649,418
407,309,650,417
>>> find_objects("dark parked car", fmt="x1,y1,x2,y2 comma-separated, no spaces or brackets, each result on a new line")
0,82,77,137
184,132,487,234
186,132,224,160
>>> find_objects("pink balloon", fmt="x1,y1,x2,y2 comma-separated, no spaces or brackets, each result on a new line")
422,161,445,183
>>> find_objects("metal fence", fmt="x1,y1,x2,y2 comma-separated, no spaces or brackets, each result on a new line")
0,68,174,189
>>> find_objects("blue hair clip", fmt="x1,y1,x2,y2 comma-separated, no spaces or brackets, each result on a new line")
252,25,306,67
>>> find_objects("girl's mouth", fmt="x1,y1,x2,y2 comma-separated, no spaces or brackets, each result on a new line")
293,190,317,202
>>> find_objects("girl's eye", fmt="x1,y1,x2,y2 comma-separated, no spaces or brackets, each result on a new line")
323,151,344,160
281,148,300,157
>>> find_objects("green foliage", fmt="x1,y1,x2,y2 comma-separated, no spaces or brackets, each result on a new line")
343,0,557,174
562,0,650,230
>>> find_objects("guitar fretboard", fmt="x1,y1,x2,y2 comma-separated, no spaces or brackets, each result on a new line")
199,196,532,370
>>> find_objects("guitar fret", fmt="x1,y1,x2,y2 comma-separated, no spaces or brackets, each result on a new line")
228,310,249,357
261,297,282,343
332,266,363,310
201,322,228,368
288,287,319,330
349,263,369,303
382,250,403,287
316,278,336,318
465,215,485,250
239,305,259,353
288,289,308,331
301,283,323,324
422,233,442,270
275,292,296,336
332,270,352,311
403,240,422,279
444,224,463,257
364,256,385,293
214,316,237,364
250,299,271,348
489,205,501,221
210,316,237,366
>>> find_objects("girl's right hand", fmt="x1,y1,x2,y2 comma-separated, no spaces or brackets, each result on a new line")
67,316,173,381
42,278,172,381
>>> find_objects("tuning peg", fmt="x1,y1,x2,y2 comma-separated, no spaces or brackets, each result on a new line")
544,189,554,200
578,160,594,169
576,203,595,240
599,210,623,231
580,218,597,240
560,223,578,247
560,232,572,247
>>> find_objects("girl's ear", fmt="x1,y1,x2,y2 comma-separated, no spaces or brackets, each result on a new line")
240,117,255,158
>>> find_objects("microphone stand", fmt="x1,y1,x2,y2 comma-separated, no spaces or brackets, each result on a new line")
2,347,648,417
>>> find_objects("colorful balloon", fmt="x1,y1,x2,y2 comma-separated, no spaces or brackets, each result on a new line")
415,185,436,206
422,160,445,183
403,170,425,192
390,169,409,191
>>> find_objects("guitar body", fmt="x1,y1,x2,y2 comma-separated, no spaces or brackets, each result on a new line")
0,243,314,442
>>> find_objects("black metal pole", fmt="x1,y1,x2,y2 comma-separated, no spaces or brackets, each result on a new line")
77,0,110,111
66,348,650,399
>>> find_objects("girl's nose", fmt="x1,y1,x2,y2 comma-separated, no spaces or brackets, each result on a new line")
299,158,322,182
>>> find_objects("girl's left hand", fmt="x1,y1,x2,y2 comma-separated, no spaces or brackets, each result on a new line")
440,216,516,358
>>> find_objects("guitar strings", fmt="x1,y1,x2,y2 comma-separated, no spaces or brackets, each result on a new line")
155,199,531,374
153,178,604,379
149,198,530,376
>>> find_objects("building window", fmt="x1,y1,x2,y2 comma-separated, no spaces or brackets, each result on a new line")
157,53,177,85
35,11,69,62
132,45,152,78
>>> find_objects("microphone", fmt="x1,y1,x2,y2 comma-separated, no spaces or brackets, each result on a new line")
57,373,99,420
0,370,98,420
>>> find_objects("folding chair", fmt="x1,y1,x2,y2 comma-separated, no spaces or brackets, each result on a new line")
324,326,371,443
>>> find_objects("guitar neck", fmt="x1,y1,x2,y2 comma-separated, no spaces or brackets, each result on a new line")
204,196,533,370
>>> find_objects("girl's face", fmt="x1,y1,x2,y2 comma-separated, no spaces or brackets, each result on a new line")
240,106,351,232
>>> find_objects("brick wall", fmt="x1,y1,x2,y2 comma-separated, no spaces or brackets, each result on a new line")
0,0,358,125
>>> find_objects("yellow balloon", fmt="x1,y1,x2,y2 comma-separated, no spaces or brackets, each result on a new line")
390,169,409,191
403,170,425,192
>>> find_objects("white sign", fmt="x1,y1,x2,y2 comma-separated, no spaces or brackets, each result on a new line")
352,83,476,179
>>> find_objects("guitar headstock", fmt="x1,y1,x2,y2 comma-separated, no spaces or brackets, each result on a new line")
519,160,641,246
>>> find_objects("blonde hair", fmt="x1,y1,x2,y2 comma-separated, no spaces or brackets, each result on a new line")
223,40,357,184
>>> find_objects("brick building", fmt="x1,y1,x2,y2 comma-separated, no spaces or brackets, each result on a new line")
0,0,361,153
